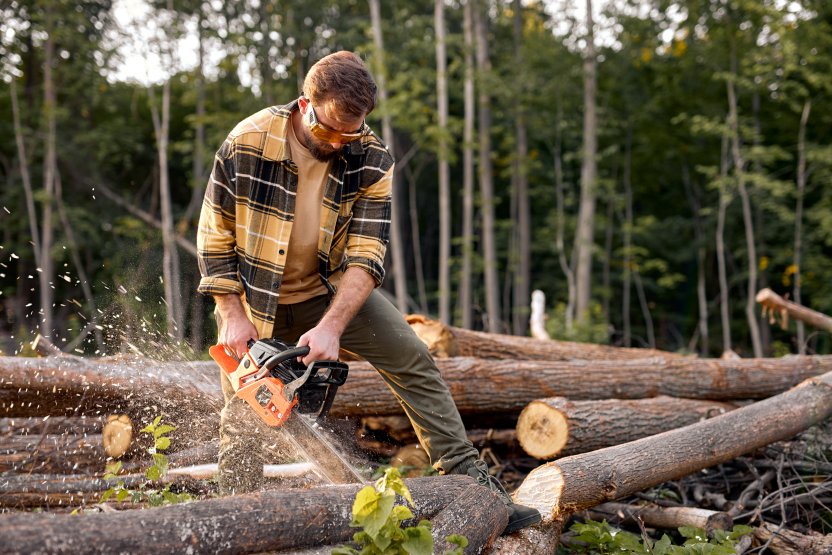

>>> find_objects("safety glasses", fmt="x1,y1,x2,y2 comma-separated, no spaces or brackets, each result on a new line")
305,102,368,144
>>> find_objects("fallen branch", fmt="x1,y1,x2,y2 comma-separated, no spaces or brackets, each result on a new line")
586,502,733,534
431,484,508,554
757,288,832,333
513,370,832,524
754,521,832,555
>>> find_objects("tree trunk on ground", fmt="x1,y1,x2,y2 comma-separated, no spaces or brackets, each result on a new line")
486,521,563,555
574,0,598,324
754,521,832,555
435,0,452,324
757,288,832,334
794,99,812,354
361,416,518,452
474,0,501,333
1,416,104,436
459,0,476,329
369,0,408,315
512,370,832,523
5,354,830,422
431,484,508,554
0,433,107,474
405,315,679,360
586,502,733,535
516,396,734,460
0,475,473,554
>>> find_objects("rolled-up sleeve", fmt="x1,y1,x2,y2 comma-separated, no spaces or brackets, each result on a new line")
197,141,243,296
345,164,394,286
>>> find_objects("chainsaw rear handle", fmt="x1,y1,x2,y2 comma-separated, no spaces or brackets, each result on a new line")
254,345,311,379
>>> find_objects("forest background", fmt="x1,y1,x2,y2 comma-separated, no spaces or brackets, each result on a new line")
1,0,830,360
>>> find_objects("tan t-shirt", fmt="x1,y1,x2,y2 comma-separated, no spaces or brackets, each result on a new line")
278,123,331,304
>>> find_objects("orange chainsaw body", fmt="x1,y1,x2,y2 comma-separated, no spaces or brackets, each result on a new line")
209,345,298,427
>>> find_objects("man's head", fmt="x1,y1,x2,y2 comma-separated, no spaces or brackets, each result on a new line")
297,51,376,161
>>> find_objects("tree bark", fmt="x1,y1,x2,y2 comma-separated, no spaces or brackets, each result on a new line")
40,7,57,339
716,134,733,355
683,166,709,356
574,0,598,324
0,475,474,554
405,315,679,360
754,521,832,555
622,126,633,346
516,396,733,460
369,0,408,315
4,354,830,422
459,0,476,329
587,502,733,535
512,0,530,337
757,287,832,334
434,0,452,324
486,521,563,555
794,99,812,354
431,484,508,554
474,0,501,332
553,86,576,331
0,416,104,437
0,433,107,474
513,370,832,523
10,79,41,270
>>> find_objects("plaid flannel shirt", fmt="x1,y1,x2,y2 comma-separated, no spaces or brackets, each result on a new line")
197,100,394,339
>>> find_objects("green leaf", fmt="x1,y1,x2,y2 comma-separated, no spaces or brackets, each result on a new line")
100,487,115,503
104,460,123,479
441,534,468,555
679,526,707,542
351,485,395,540
392,504,414,523
145,465,161,481
115,488,130,502
727,525,754,540
330,547,359,555
155,436,171,451
401,523,433,555
153,424,176,438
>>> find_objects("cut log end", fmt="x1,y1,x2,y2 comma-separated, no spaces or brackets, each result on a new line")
404,314,458,357
516,401,568,460
512,463,564,523
102,415,132,458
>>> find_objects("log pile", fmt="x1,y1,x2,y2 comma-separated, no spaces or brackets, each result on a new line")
2,314,832,554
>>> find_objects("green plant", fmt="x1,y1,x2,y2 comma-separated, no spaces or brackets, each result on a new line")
99,415,192,506
560,519,754,555
332,467,467,555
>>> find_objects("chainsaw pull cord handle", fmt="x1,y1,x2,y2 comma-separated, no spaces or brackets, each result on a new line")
253,345,311,380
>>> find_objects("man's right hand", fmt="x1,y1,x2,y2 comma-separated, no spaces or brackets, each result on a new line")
214,294,259,360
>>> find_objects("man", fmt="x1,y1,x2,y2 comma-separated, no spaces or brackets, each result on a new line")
197,51,540,534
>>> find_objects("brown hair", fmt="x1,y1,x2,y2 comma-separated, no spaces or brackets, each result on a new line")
303,51,377,120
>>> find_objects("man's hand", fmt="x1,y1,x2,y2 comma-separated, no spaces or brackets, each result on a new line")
296,322,341,366
214,294,258,360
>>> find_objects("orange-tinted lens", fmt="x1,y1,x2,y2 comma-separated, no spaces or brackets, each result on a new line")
307,104,366,143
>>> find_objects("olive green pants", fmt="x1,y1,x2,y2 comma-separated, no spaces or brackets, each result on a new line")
218,290,477,494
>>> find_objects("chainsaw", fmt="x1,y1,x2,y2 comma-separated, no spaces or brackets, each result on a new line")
209,338,363,484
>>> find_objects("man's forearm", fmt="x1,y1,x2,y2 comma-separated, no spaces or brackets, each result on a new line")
318,267,376,336
213,293,247,320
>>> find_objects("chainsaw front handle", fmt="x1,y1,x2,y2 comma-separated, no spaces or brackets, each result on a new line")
256,345,311,378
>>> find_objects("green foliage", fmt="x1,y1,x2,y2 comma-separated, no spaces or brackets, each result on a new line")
560,520,754,555
332,467,466,555
546,302,610,345
99,415,191,507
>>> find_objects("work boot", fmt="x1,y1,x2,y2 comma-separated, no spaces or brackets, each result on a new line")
455,458,542,534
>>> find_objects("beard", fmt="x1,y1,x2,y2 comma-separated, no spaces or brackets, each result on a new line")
301,127,342,162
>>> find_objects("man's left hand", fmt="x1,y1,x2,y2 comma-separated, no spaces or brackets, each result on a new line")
296,323,341,366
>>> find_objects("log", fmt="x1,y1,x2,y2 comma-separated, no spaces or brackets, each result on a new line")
516,396,734,460
0,416,104,436
486,521,563,555
4,354,831,423
405,314,681,360
512,370,832,524
361,416,518,451
754,521,832,555
102,414,132,458
0,433,106,474
587,502,733,534
431,484,508,554
0,475,474,553
757,287,832,333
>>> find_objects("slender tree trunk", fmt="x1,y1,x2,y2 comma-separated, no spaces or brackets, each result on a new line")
683,166,709,356
474,0,501,333
150,81,183,340
406,164,429,313
574,0,598,325
553,90,575,331
716,134,732,354
459,0,476,329
512,0,530,336
634,270,655,348
794,99,811,354
726,57,762,357
258,3,273,105
602,196,614,333
370,0,408,315
434,0,451,324
622,126,633,346
40,11,57,339
752,90,771,355
10,80,41,268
